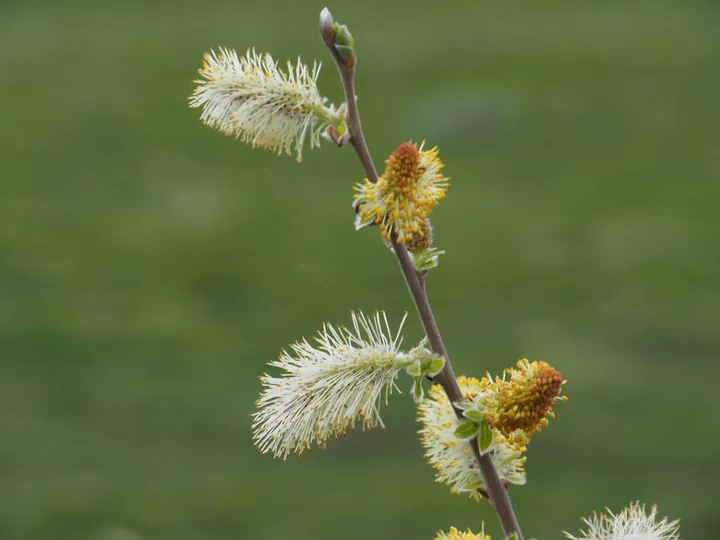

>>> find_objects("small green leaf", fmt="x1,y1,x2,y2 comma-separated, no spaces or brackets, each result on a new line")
406,361,422,377
454,401,475,411
411,248,446,272
427,357,445,376
478,420,493,454
411,377,424,403
463,409,486,423
506,533,519,540
506,473,527,486
454,420,480,441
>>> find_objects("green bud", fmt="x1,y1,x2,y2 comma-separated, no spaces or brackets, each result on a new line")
319,7,334,29
335,120,347,136
319,8,334,43
333,24,355,66
334,24,354,49
506,534,519,540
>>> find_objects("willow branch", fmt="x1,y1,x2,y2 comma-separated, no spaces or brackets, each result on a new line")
321,25,524,540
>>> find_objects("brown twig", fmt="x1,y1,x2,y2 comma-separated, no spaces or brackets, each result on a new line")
321,19,524,540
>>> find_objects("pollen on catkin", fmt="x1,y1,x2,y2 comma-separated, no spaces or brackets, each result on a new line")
252,311,410,460
435,525,490,540
354,141,449,242
484,359,566,439
564,502,680,540
189,48,341,162
417,376,527,502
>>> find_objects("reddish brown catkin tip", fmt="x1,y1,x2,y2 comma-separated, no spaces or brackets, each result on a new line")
486,360,565,438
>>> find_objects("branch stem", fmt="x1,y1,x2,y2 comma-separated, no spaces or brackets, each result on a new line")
341,69,379,183
323,39,523,540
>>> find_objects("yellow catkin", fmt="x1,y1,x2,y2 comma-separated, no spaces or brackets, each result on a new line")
485,360,566,438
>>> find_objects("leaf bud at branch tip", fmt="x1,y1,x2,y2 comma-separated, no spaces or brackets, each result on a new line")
333,24,355,67
319,7,334,43
318,8,356,68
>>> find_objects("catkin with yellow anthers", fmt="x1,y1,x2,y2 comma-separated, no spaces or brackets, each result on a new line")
354,141,449,242
417,376,527,502
485,359,566,438
435,525,490,540
405,218,434,253
189,48,341,162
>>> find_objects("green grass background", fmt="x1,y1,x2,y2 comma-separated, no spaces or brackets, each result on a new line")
1,0,719,538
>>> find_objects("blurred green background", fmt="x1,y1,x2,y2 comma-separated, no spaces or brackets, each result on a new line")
1,0,719,538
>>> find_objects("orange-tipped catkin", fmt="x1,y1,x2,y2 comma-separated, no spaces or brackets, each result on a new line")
354,141,449,243
485,359,566,438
